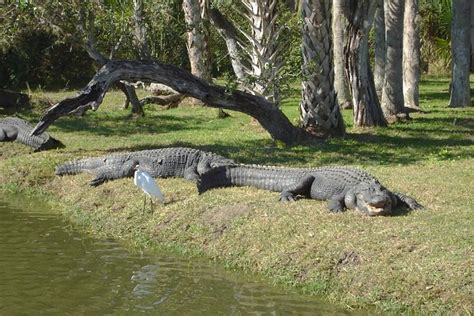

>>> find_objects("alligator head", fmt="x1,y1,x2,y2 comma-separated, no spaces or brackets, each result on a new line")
346,181,393,216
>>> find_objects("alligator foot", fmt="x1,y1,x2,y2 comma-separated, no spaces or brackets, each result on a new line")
394,192,424,210
327,199,345,213
279,191,297,202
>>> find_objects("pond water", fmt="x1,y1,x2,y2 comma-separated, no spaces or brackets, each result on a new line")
0,194,353,315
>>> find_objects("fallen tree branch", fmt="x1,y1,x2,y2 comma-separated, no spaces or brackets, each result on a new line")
31,60,303,144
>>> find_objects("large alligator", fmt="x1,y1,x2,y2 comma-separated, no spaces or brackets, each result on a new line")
56,147,234,186
0,117,63,151
197,165,423,216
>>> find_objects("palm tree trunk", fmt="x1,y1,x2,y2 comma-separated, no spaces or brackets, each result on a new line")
381,0,407,121
448,0,471,108
343,0,386,127
300,0,345,137
373,0,385,98
403,0,421,110
332,0,352,109
243,0,282,106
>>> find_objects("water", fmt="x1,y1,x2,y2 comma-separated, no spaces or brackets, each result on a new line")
0,194,350,315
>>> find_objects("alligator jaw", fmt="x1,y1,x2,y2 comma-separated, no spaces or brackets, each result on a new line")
357,201,391,216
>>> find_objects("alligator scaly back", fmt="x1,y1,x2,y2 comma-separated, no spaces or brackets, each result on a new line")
55,147,235,186
0,117,64,151
197,164,422,216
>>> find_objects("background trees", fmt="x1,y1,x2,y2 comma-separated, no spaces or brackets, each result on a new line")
0,0,471,141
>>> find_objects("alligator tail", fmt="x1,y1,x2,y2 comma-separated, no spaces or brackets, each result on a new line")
15,132,46,151
55,158,104,176
196,166,233,194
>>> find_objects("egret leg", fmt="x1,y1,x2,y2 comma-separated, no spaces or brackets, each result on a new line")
150,198,154,214
142,196,147,214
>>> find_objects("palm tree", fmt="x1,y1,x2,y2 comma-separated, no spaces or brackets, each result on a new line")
332,0,352,109
403,0,422,110
342,0,386,127
373,0,385,98
448,0,471,107
381,0,407,121
300,0,345,136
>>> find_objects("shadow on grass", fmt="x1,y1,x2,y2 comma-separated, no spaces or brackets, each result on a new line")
104,128,473,167
50,113,216,136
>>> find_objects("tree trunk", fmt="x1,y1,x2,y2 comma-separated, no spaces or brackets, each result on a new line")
449,0,471,108
373,0,385,98
343,0,386,127
381,0,407,121
332,0,352,109
183,0,227,118
403,0,421,110
31,60,304,145
242,0,283,106
133,0,150,59
207,8,247,83
183,0,212,82
471,5,474,72
300,0,345,137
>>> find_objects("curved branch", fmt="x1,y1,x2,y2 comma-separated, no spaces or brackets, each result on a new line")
31,60,303,144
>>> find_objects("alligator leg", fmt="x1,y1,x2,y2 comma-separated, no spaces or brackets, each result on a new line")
0,125,18,141
89,160,137,186
183,167,200,181
392,192,423,210
279,175,315,202
327,197,346,213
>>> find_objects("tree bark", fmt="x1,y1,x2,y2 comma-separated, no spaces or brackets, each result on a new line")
207,8,247,83
332,0,352,109
381,0,407,121
403,0,421,110
449,0,471,108
242,0,283,106
373,0,385,98
31,60,303,145
471,5,474,72
343,0,386,127
300,0,345,137
133,0,150,59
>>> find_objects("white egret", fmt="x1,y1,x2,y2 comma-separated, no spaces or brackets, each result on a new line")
134,165,165,212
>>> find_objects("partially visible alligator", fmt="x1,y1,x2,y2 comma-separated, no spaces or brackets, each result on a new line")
56,147,235,186
197,165,423,216
0,117,64,151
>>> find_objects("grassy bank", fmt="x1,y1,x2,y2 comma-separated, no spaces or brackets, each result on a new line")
1,77,473,313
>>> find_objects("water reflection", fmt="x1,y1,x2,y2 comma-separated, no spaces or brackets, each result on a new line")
0,194,354,315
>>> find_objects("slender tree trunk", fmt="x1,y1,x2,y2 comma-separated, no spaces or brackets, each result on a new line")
373,0,385,98
183,0,212,82
403,0,421,110
133,0,150,60
333,0,352,109
449,0,471,108
343,0,386,127
471,5,474,72
207,7,247,83
300,0,345,136
184,0,228,117
381,0,407,121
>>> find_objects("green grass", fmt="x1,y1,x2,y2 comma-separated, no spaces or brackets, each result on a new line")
1,76,473,313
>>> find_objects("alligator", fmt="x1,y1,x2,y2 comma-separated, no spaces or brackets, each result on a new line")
56,147,235,186
0,117,64,151
197,165,423,216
